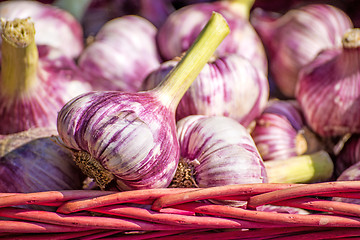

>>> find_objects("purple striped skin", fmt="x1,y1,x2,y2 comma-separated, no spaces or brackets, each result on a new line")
176,115,267,189
296,35,360,137
0,0,84,59
157,1,268,74
57,91,179,190
335,135,360,177
0,129,84,193
251,100,306,161
142,54,269,128
251,4,353,98
0,47,93,135
262,100,304,131
79,15,161,92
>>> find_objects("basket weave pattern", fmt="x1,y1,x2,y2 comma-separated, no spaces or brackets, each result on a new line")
1,181,360,239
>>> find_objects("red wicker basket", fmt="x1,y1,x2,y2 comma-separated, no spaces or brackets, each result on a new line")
1,181,360,239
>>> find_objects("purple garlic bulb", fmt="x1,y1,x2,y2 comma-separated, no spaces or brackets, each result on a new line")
57,12,230,191
251,100,321,161
0,18,92,135
173,115,267,190
296,28,360,137
142,54,269,127
335,134,360,177
0,128,85,193
251,4,353,97
78,15,161,92
0,0,84,59
157,0,268,74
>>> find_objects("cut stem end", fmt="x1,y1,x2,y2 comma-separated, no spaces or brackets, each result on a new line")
1,17,39,96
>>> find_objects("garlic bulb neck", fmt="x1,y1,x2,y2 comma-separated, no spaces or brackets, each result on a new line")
154,12,230,110
1,18,39,96
228,0,255,19
342,28,360,48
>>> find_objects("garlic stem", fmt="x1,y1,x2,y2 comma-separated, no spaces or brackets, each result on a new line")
154,12,230,110
1,18,38,97
265,151,334,184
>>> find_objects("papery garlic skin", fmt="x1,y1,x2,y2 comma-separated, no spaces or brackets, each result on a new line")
143,54,269,127
296,29,360,137
175,115,267,188
157,1,268,74
0,128,84,193
0,0,84,59
79,15,161,92
251,100,307,161
57,91,179,190
251,4,353,97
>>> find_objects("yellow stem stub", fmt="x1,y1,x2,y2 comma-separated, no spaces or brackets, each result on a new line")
265,150,334,184
1,17,39,96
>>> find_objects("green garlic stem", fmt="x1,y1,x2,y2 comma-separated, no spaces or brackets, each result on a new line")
265,150,334,184
1,17,38,97
154,12,230,110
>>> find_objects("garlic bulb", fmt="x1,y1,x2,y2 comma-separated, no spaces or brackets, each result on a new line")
0,128,85,193
251,100,321,161
335,134,360,177
296,28,360,137
157,0,268,74
0,0,84,59
78,15,161,92
142,54,269,127
0,18,92,135
173,115,267,189
251,4,353,97
57,13,229,191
